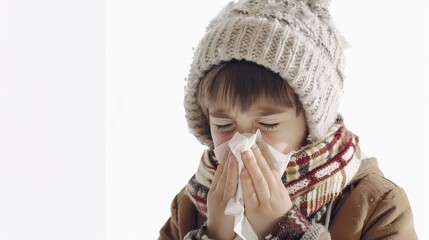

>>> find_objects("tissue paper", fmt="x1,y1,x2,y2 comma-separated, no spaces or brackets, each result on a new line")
213,129,292,240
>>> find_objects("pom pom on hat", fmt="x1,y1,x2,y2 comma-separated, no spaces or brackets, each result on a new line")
184,0,349,148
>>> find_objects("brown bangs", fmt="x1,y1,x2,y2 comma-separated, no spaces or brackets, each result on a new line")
197,60,303,116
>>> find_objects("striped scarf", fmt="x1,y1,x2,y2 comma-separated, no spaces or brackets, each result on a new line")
186,120,362,218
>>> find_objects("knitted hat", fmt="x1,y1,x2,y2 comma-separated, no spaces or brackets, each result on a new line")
184,0,349,147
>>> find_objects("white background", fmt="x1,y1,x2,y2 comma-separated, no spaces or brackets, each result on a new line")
0,0,427,239
0,1,105,240
106,0,428,239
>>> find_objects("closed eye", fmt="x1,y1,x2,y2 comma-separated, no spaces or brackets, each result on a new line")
259,122,279,130
216,124,233,130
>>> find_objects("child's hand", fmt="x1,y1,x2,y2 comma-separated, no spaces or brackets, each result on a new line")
240,143,293,238
206,150,238,240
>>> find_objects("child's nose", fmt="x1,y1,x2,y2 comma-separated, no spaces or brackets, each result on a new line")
237,125,257,135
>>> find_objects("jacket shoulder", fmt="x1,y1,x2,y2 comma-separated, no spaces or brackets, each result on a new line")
159,187,206,240
329,158,417,239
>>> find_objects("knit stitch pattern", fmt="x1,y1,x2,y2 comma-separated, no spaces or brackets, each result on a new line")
184,0,349,147
301,223,328,240
265,205,310,239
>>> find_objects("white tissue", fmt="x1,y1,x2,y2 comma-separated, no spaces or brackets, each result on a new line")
213,129,292,240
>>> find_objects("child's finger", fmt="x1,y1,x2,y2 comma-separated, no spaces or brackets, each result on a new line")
241,150,270,203
211,150,230,192
215,156,230,194
224,155,238,200
251,143,278,189
240,168,258,207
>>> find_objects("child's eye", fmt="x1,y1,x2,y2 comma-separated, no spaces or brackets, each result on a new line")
259,122,279,130
216,124,233,130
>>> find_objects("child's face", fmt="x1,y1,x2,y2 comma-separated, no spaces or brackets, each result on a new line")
208,102,307,154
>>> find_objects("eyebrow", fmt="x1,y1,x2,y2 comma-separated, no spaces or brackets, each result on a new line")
209,110,231,118
209,107,289,118
256,109,287,116
254,105,291,116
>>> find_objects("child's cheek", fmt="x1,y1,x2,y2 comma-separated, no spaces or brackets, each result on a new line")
212,132,235,148
261,132,293,155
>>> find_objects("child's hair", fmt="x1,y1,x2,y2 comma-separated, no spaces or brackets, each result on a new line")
197,60,303,118
184,0,348,147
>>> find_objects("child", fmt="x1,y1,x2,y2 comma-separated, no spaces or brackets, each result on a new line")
159,0,417,239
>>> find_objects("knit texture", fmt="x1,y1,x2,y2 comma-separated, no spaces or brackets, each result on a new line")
301,223,328,240
184,0,349,147
265,205,310,239
184,222,210,240
186,118,361,219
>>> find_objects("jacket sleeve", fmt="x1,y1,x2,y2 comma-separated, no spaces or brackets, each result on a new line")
362,186,417,239
159,188,201,240
159,192,181,240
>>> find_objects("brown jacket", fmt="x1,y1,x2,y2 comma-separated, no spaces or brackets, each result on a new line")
159,158,417,239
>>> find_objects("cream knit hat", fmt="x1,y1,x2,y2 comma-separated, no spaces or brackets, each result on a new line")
184,0,349,147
